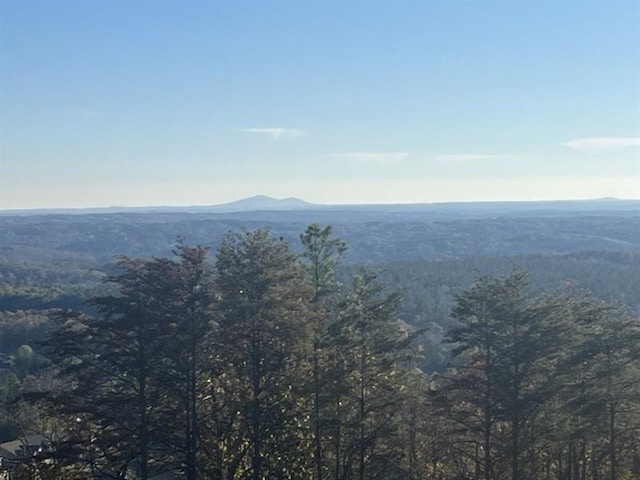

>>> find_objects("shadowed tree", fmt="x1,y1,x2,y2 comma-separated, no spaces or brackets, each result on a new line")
560,295,640,480
152,242,215,479
442,272,569,480
41,256,173,479
329,271,410,480
300,224,347,480
37,244,216,479
214,228,313,480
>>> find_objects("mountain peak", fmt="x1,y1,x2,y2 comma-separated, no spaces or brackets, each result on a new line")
212,195,313,212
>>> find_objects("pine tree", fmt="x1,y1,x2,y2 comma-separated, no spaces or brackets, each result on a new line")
329,271,408,480
153,242,215,479
213,228,313,479
561,295,640,480
300,224,347,480
39,245,217,479
442,272,569,479
42,256,175,478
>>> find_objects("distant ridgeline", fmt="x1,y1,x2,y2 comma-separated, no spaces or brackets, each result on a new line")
1,197,639,264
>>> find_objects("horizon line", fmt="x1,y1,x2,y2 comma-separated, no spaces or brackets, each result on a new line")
1,196,637,214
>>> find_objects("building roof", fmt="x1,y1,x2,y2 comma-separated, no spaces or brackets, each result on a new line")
0,435,48,460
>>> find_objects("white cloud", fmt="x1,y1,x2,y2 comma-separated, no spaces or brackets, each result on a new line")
320,152,410,164
563,137,640,150
435,154,509,162
241,128,304,139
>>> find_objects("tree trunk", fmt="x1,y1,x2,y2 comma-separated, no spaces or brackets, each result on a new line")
334,395,341,480
580,441,587,480
138,326,149,480
251,375,262,480
511,405,520,480
187,344,198,480
609,404,616,480
483,376,492,480
358,346,366,480
313,350,323,480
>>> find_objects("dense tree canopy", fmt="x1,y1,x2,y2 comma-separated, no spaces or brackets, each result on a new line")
0,225,637,479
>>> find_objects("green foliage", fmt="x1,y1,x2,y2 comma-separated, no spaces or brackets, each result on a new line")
2,206,639,265
557,295,640,479
300,223,347,301
1,223,638,480
213,228,314,479
431,273,640,480
0,310,54,354
329,271,409,480
0,370,21,442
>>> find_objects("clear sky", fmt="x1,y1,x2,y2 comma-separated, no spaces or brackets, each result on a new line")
1,0,639,209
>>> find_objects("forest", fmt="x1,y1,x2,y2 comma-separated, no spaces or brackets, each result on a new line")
3,0,639,476
0,220,638,479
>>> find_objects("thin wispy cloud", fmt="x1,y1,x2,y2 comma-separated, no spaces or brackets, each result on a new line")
320,152,410,164
563,137,640,150
50,106,102,119
242,128,304,140
78,107,101,119
435,154,509,162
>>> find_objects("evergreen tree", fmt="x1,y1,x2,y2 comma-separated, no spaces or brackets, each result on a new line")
42,256,174,478
442,272,569,479
300,224,347,480
329,271,408,480
38,245,216,479
152,242,215,479
561,295,640,480
213,228,313,479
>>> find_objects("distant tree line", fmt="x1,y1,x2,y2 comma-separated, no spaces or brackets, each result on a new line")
2,226,639,479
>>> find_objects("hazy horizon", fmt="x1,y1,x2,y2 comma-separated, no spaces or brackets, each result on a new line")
1,193,639,213
1,1,639,209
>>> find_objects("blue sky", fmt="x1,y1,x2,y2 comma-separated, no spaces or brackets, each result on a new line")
1,0,639,209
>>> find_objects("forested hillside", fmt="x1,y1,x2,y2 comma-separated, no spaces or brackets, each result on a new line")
2,202,639,265
1,205,639,478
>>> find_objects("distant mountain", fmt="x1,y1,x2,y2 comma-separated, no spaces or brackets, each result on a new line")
208,195,314,212
0,196,637,217
0,195,316,216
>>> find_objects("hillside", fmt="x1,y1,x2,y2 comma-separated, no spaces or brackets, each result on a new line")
1,198,638,265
